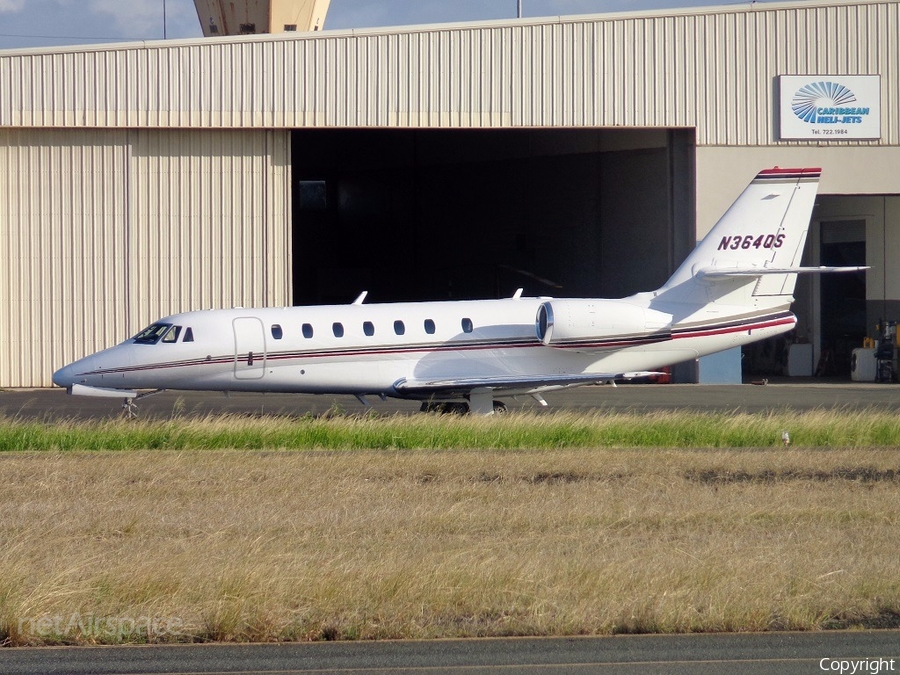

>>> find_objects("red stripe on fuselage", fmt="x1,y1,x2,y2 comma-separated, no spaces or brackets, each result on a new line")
77,314,793,377
672,315,795,340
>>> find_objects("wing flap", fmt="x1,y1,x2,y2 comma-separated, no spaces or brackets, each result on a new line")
393,372,661,397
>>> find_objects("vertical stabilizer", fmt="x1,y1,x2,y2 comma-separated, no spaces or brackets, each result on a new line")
659,167,821,302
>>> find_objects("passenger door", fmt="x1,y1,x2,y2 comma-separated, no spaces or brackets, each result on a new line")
233,317,266,379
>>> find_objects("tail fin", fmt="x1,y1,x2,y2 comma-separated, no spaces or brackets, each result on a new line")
661,167,821,299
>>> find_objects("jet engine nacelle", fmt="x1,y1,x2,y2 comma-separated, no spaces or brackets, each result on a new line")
536,299,670,350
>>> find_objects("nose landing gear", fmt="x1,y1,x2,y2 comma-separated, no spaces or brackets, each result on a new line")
120,389,167,419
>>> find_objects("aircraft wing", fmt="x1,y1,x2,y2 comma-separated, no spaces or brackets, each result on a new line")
393,371,661,398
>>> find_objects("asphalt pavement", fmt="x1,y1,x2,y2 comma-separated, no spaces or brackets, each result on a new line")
1,631,899,675
2,379,900,421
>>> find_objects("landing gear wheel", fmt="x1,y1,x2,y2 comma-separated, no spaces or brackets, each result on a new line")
120,389,165,420
122,398,138,419
492,400,508,414
420,401,470,415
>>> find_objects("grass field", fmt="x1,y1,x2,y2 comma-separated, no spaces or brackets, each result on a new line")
2,408,900,451
1,410,899,645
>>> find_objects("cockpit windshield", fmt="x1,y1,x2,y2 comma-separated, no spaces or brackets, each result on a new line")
161,325,181,343
132,323,173,345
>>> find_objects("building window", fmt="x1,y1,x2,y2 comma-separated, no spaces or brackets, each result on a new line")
394,320,405,336
284,24,297,31
461,318,474,333
424,319,435,335
271,324,283,340
302,323,314,338
363,321,375,337
333,322,344,338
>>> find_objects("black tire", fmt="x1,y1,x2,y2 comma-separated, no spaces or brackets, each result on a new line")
420,401,469,414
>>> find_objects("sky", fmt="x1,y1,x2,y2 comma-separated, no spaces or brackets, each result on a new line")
0,0,765,51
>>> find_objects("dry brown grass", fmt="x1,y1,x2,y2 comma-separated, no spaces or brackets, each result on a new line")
1,447,899,644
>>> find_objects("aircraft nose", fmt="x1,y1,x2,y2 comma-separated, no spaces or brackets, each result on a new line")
52,363,76,388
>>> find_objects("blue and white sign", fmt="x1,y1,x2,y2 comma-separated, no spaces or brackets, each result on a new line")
779,75,880,140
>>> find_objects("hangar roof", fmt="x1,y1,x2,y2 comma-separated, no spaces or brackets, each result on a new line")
0,0,897,145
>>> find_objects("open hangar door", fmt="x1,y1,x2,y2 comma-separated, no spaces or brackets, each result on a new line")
290,128,695,306
744,195,897,379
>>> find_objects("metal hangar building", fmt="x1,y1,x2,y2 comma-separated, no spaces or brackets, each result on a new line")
0,0,897,387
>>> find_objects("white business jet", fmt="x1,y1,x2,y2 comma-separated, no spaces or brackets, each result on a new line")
53,167,864,414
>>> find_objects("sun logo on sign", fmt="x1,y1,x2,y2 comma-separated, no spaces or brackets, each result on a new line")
791,81,857,123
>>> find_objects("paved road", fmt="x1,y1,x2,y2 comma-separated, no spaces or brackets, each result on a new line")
2,631,899,674
2,380,899,420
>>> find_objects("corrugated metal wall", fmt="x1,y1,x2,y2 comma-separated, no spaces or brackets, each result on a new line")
0,130,129,388
0,0,896,145
129,130,291,327
0,129,291,387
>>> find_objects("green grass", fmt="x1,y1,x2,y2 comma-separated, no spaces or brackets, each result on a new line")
1,409,900,452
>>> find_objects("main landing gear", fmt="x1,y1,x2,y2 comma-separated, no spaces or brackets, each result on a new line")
420,401,469,415
419,399,508,415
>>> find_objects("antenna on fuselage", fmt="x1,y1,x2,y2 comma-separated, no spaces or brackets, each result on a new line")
352,291,368,305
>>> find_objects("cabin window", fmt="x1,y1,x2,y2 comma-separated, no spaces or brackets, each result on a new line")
161,325,182,343
332,322,344,338
394,320,405,336
302,323,314,338
271,324,283,340
461,318,474,333
363,321,375,337
183,327,194,343
133,323,172,345
424,319,435,335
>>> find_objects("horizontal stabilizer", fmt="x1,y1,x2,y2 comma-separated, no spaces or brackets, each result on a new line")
696,265,869,281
